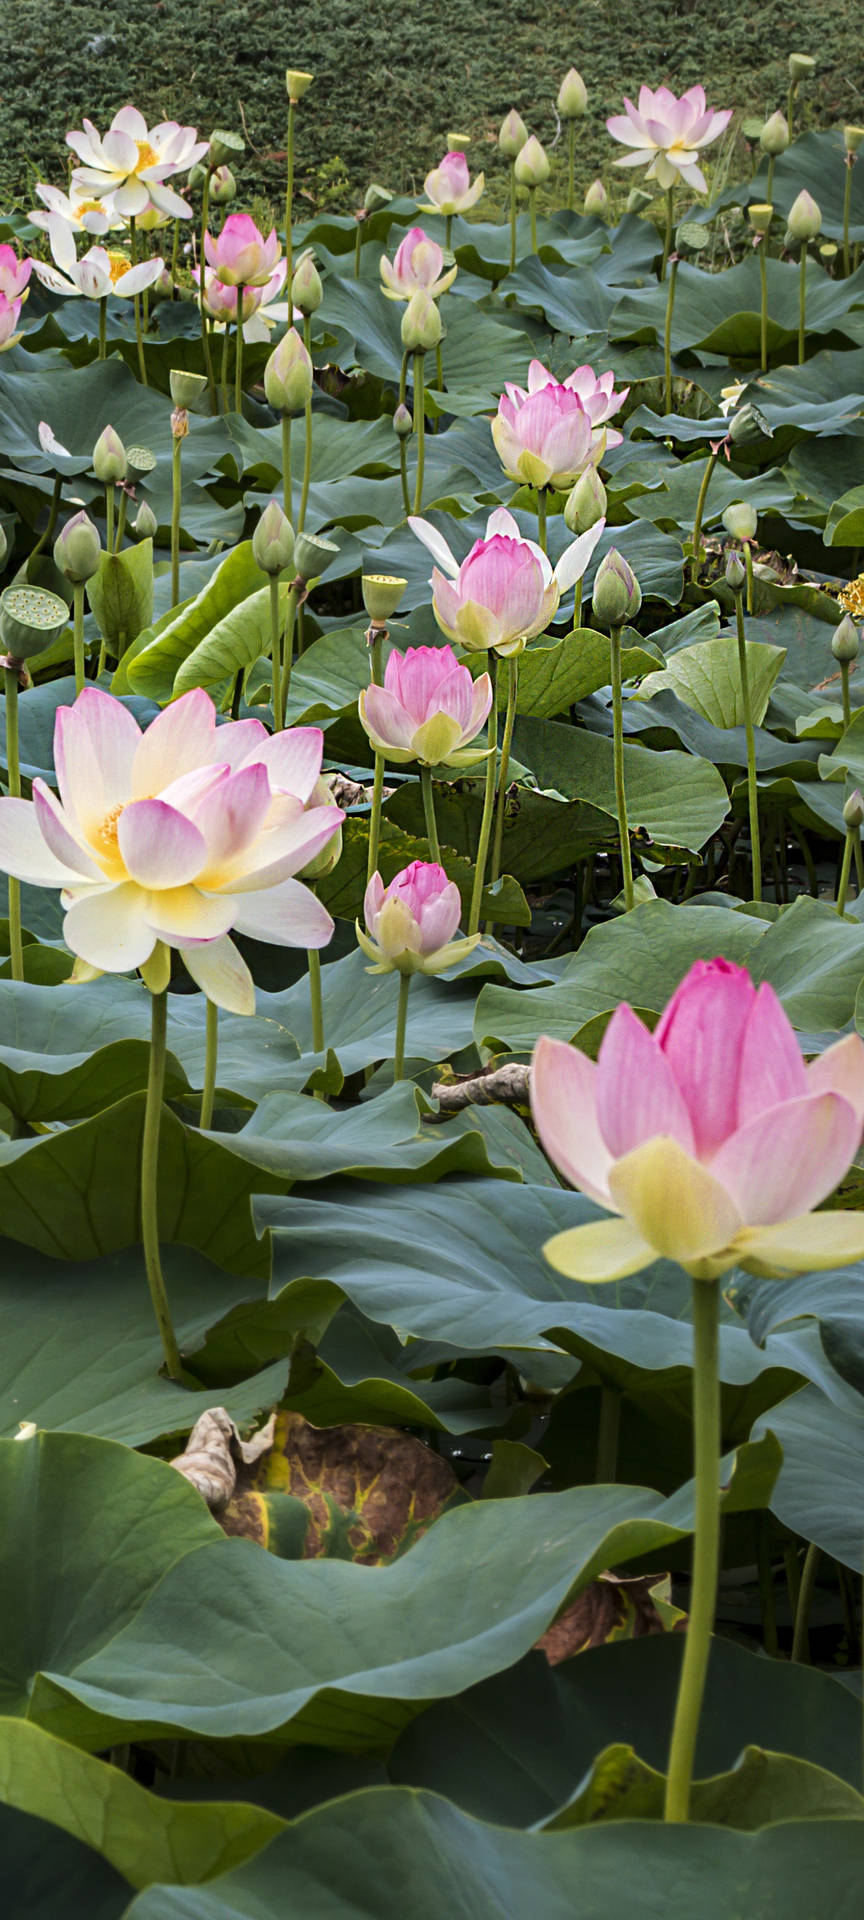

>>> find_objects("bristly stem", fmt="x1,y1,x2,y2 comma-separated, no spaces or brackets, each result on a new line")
170,433,182,606
529,187,537,254
486,651,519,928
843,157,854,277
393,971,412,1082
664,1277,721,1822
690,447,719,584
308,945,325,1054
758,234,769,372
269,576,284,731
420,764,441,863
509,165,517,273
567,121,576,211
198,168,217,407
72,582,86,695
280,582,299,712
4,666,23,980
733,586,762,901
837,826,855,916
413,350,426,514
200,997,218,1130
367,751,385,885
141,988,183,1381
791,1542,820,1663
285,99,296,287
663,254,678,412
660,185,675,280
536,487,547,554
468,654,498,935
129,216,148,385
98,296,107,360
234,287,246,413
281,413,292,525
298,314,314,533
611,623,635,909
798,244,808,365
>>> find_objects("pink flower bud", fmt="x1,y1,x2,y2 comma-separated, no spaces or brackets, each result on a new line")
358,860,479,974
359,644,492,767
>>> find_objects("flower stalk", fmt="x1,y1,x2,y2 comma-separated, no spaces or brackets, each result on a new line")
72,581,86,694
611,622,635,909
731,564,762,900
663,253,678,411
128,215,148,386
142,985,184,1381
200,997,218,1130
486,651,519,922
3,665,23,979
413,350,426,514
664,1276,721,1821
393,971,412,1081
420,764,441,863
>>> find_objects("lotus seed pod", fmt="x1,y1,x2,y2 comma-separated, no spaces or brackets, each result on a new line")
564,467,607,534
208,130,244,169
447,132,472,151
759,111,789,156
832,614,860,663
592,549,640,628
291,253,323,315
729,403,770,446
584,179,609,216
133,500,158,540
557,68,588,119
264,327,313,415
748,202,773,235
844,126,864,155
209,165,237,205
53,511,101,584
169,368,208,409
625,187,655,215
294,531,338,582
725,550,746,593
393,403,413,438
362,574,407,624
722,502,758,542
843,789,864,829
514,136,551,188
92,425,127,483
788,52,816,83
286,69,314,101
364,183,394,212
787,189,822,241
401,290,442,353
498,109,529,158
252,500,295,577
0,584,68,660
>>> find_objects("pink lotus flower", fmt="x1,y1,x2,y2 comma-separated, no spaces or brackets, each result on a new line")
519,359,628,448
380,227,457,301
532,957,864,1283
0,293,23,350
0,246,31,302
421,151,485,217
204,214,282,289
358,861,479,974
0,689,344,1015
492,380,604,490
606,85,733,195
194,263,288,339
410,506,605,655
68,105,207,219
359,645,493,767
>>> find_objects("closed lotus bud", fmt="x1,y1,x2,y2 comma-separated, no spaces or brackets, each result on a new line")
294,531,338,583
788,52,815,83
364,182,394,212
557,68,588,118
92,425,127,483
169,368,208,410
209,165,237,205
722,501,758,541
133,500,158,540
844,126,864,155
748,202,773,235
760,111,789,156
53,510,101,584
843,789,864,829
584,179,609,216
788,188,821,241
564,467,607,534
208,129,244,170
286,69,314,100
252,499,295,576
401,289,442,352
592,549,640,628
264,327,313,415
832,614,860,663
393,402,413,438
725,549,746,592
291,252,323,314
498,109,529,158
362,573,407,624
514,135,551,188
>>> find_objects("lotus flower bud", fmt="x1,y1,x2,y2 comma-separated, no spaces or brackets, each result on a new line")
208,129,244,169
833,614,860,663
592,549,640,628
294,531,338,583
722,501,758,541
92,425,127,483
844,126,864,155
133,500,158,540
209,165,237,205
362,574,407,624
264,327,313,415
252,499,295,577
53,511,101,584
401,290,442,352
844,789,864,829
564,467,607,534
514,136,551,188
286,69,314,101
300,775,343,879
393,402,413,438
169,368,208,410
291,252,323,315
788,189,821,241
498,109,529,158
625,188,655,214
365,182,394,212
788,52,815,82
584,179,609,216
725,550,746,593
557,68,588,118
760,111,789,156
0,584,68,660
748,202,773,235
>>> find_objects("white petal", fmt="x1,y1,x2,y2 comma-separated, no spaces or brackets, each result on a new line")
0,798,83,886
181,935,255,1015
554,521,606,595
407,515,459,578
63,884,155,972
230,876,335,949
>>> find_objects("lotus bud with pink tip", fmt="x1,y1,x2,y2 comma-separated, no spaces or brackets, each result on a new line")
0,293,23,350
532,956,864,1283
606,85,732,195
204,212,282,287
421,151,485,217
380,227,457,301
358,860,479,974
410,506,605,656
359,645,493,767
0,246,32,302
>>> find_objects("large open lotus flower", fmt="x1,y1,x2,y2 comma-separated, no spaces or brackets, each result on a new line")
519,359,628,449
0,689,344,1016
532,957,864,1284
30,181,115,238
68,106,206,218
492,380,603,489
358,861,479,975
0,293,23,350
410,506,605,655
421,152,485,217
32,220,164,301
380,227,457,301
194,263,288,340
204,215,282,289
359,645,493,767
606,85,732,195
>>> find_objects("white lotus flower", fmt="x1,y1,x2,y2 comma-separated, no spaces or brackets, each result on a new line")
31,220,164,300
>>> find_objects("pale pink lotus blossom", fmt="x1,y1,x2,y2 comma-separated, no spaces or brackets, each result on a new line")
606,85,732,195
67,106,206,219
0,689,344,1015
358,861,479,974
492,378,603,489
359,645,492,766
31,220,164,301
519,359,628,448
0,246,31,302
421,151,485,217
29,180,115,238
193,263,288,340
204,214,282,289
410,506,605,655
380,227,457,301
0,293,22,350
532,956,864,1283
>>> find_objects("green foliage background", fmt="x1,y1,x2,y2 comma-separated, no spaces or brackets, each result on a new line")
4,0,862,213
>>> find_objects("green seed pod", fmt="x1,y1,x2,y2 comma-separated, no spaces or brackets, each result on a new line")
294,532,338,583
286,69,314,100
362,574,407,623
208,129,245,169
0,584,68,659
169,369,208,410
788,52,816,83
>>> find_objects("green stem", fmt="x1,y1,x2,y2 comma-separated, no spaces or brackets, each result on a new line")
366,751,385,884
420,765,441,862
529,188,537,254
280,583,299,712
567,121,576,212
4,666,23,981
468,656,498,935
398,436,410,518
115,489,128,552
269,576,284,731
369,628,385,686
105,484,114,555
281,413,292,525
745,543,755,617
435,337,444,394
734,589,762,901
308,946,324,1053
791,1542,820,1663
766,154,775,206
170,217,180,289
843,160,853,277
837,829,855,916
786,81,796,141
842,659,852,730
798,245,807,365
285,99,296,288
354,219,362,278
611,624,635,909
198,169,217,408
98,296,107,360
413,350,426,514
660,185,675,281
536,488,547,554
487,651,519,915
758,236,769,372
755,1514,779,1657
595,1385,621,1483
72,582,86,695
690,447,718,584
141,989,183,1381
200,997,218,1130
574,579,583,628
31,473,62,561
445,214,452,252
170,434,182,606
393,971,411,1081
129,216,147,386
664,1278,721,1822
663,255,677,412
509,165,517,273
234,288,245,412
220,320,230,416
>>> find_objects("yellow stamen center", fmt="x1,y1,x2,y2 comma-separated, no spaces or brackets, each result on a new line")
839,575,864,620
105,250,131,285
98,802,125,849
136,141,159,170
